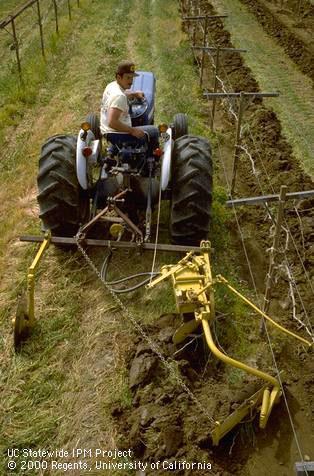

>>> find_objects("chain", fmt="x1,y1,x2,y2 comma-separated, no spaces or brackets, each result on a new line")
75,236,216,424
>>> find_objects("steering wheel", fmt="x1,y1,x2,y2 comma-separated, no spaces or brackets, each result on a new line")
129,95,147,116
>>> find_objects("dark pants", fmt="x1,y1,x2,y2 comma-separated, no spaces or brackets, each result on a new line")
106,125,159,152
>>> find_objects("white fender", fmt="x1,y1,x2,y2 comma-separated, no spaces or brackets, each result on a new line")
76,129,100,190
160,127,174,191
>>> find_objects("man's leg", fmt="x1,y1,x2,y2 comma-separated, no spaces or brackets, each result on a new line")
137,125,159,151
106,133,141,146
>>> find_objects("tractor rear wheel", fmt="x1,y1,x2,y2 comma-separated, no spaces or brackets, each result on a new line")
37,134,90,237
170,135,212,245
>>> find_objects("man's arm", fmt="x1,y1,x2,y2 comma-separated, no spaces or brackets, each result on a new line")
107,107,145,138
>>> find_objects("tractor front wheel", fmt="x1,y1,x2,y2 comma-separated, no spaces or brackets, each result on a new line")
172,113,188,140
170,135,213,245
86,112,101,139
37,134,90,237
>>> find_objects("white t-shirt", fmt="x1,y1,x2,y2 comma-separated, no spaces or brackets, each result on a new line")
100,80,131,134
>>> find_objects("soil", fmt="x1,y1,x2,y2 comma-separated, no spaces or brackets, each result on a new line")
237,0,314,81
114,315,263,475
113,1,314,475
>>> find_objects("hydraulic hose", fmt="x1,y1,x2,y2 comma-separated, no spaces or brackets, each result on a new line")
100,249,160,293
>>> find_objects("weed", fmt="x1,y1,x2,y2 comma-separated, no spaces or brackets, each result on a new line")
211,185,232,252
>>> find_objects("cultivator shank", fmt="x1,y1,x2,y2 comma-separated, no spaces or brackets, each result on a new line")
147,240,311,445
13,232,51,349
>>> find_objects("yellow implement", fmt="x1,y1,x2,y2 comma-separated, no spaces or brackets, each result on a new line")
13,232,51,351
147,240,312,445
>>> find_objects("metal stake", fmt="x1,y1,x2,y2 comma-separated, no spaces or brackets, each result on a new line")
231,92,245,195
36,0,45,58
11,17,22,80
52,0,59,34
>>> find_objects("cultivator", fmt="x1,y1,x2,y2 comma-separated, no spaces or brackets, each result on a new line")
15,232,312,446
147,240,312,445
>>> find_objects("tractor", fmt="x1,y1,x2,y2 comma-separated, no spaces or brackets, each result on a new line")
37,71,213,245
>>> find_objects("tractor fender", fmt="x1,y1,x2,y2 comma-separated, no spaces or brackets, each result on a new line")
76,129,100,190
160,127,174,191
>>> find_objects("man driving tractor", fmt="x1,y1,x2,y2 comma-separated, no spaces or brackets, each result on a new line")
100,60,158,147
101,60,146,138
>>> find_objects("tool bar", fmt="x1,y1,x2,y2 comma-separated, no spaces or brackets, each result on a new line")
0,0,37,28
192,46,247,52
182,15,228,20
226,190,314,207
204,92,279,98
19,235,202,253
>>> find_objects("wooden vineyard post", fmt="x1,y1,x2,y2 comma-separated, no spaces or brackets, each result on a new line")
261,185,288,332
182,15,228,89
231,92,245,196
181,0,187,15
10,17,22,80
195,46,246,130
67,0,72,21
52,0,59,34
204,91,279,174
199,16,209,87
210,47,220,131
36,0,45,59
192,1,196,47
297,0,303,17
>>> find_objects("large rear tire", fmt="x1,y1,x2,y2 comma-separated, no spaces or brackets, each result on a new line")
37,134,90,237
170,135,212,245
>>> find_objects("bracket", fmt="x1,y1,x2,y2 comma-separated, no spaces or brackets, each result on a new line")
13,231,51,350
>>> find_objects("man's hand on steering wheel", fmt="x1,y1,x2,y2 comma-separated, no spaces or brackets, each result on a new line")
126,90,145,101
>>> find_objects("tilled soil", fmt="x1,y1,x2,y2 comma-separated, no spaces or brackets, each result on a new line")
237,0,314,80
113,315,266,476
113,1,313,475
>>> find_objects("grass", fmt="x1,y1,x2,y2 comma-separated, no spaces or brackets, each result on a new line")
0,0,83,144
0,0,24,16
0,0,271,474
0,1,136,474
211,0,314,178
